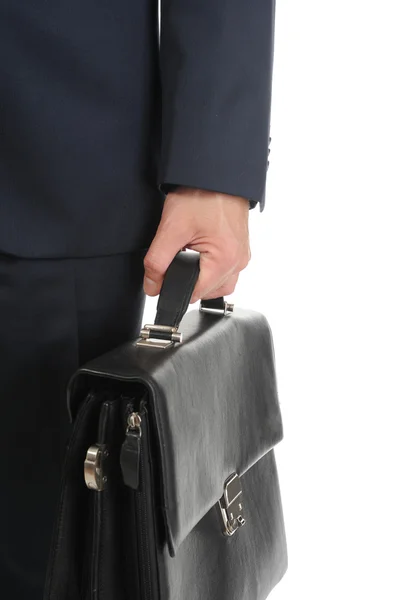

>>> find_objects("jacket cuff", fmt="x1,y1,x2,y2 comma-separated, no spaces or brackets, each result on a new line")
157,182,261,211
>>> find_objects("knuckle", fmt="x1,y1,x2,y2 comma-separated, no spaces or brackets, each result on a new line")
222,284,236,297
220,253,237,274
143,254,163,277
238,246,251,270
239,257,249,271
230,243,248,270
202,290,221,301
212,283,236,299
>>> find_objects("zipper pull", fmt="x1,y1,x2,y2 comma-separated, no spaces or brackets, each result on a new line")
120,412,142,490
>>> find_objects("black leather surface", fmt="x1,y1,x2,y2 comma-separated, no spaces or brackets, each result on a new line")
199,297,226,312
67,306,284,559
159,449,287,600
154,251,224,327
45,251,287,599
155,251,200,327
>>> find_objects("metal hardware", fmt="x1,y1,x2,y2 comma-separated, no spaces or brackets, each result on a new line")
200,301,234,316
136,300,233,349
218,473,246,536
136,324,183,349
126,411,142,433
84,444,109,491
121,411,143,489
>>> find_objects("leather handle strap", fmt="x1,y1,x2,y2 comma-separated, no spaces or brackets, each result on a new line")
154,251,224,328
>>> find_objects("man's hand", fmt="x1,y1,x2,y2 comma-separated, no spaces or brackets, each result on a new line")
143,187,251,303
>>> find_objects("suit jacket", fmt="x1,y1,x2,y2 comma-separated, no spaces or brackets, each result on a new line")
0,0,276,258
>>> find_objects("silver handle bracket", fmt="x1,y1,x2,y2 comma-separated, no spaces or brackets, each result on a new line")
136,324,183,349
200,301,234,316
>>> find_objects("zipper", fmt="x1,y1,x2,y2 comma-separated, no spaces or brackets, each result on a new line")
90,486,102,600
120,411,142,490
84,397,157,600
84,398,112,600
136,431,153,600
89,447,109,599
121,405,155,600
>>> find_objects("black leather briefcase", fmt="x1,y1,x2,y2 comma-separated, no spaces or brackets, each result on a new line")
44,251,288,600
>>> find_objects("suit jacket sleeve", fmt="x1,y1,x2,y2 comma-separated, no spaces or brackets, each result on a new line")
157,0,276,211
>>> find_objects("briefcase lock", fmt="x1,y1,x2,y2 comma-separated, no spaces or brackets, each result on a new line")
136,324,183,349
218,473,246,536
84,444,109,491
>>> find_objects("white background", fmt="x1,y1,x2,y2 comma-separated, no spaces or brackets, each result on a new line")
148,1,399,598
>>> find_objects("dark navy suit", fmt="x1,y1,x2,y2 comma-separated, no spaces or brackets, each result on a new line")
0,0,275,258
0,0,276,596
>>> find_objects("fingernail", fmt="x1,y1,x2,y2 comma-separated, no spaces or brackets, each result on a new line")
144,277,157,295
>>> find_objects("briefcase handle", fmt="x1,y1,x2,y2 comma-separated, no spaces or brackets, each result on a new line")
137,251,233,348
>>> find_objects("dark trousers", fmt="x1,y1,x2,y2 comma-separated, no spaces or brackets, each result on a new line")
0,251,146,599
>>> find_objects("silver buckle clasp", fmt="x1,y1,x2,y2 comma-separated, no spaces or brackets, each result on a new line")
136,324,183,349
218,473,246,536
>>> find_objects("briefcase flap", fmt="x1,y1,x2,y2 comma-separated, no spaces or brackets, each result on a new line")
67,305,283,558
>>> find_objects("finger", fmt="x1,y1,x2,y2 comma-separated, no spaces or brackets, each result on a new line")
143,223,188,296
201,272,239,301
190,251,236,304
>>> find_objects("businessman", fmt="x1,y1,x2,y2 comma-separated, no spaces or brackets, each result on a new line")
0,0,276,596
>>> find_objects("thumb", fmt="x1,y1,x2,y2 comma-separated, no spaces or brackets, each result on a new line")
143,222,188,296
